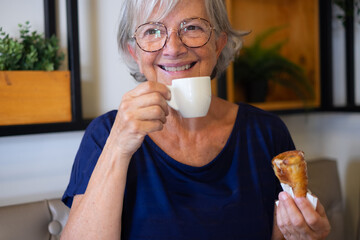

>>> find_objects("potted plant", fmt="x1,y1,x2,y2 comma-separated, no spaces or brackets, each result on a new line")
333,0,360,25
233,26,314,105
0,22,71,126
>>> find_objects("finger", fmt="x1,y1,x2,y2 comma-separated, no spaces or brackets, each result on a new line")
119,89,170,122
118,104,167,130
277,202,297,240
277,193,292,236
279,192,316,240
126,81,170,100
131,92,169,116
277,193,293,238
315,201,331,238
139,119,165,133
295,197,330,234
295,197,321,230
124,117,165,135
280,194,308,230
136,105,167,123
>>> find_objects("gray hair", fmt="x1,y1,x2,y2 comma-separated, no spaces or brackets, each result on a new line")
117,0,245,82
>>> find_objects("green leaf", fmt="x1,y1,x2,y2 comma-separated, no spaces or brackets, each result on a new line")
234,25,314,106
0,21,64,70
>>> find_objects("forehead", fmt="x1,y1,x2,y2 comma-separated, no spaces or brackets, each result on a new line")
142,0,208,24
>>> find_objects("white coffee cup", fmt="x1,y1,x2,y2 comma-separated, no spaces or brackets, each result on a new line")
167,76,211,118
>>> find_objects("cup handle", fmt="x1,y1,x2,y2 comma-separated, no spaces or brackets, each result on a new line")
167,85,179,111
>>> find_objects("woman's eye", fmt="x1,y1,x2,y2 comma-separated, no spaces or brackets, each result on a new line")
142,28,166,39
145,29,159,35
185,25,201,31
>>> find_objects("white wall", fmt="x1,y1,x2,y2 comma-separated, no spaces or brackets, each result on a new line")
0,0,359,239
0,131,83,205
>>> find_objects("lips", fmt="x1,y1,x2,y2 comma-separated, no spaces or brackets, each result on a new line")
159,62,197,72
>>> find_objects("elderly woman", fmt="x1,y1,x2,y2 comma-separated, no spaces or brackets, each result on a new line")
61,0,330,239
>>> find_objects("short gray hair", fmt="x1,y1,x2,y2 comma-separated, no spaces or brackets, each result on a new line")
117,0,245,82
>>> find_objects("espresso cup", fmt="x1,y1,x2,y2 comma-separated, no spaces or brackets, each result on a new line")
167,76,211,118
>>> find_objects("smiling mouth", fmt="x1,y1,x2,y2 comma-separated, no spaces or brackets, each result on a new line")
159,62,197,72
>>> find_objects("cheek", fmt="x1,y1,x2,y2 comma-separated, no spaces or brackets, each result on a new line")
207,41,221,65
205,49,218,69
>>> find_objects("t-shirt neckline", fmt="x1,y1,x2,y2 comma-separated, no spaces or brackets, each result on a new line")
144,105,241,173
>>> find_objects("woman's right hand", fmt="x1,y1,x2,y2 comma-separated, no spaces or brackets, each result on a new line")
61,82,170,240
107,81,171,160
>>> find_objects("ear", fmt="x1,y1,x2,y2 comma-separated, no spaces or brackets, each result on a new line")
215,32,228,58
127,43,139,63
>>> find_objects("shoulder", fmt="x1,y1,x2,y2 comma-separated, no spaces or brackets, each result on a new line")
82,110,118,141
76,110,118,161
86,110,117,133
61,110,118,207
235,103,295,150
237,102,278,118
237,103,286,127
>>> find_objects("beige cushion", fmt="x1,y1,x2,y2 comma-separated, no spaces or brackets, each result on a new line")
358,185,360,240
0,199,69,240
307,159,344,240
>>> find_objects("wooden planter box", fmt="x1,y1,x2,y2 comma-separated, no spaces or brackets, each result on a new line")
0,71,72,126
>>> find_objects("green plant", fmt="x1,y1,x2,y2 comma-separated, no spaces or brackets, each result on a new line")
0,21,64,71
233,26,314,103
334,0,360,25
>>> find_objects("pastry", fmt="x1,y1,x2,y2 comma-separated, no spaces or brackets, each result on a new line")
271,150,308,197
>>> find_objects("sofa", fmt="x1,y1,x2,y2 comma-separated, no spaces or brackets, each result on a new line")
0,199,69,240
306,159,344,240
0,159,349,239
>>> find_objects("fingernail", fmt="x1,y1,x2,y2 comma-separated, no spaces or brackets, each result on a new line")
279,192,289,201
294,197,306,205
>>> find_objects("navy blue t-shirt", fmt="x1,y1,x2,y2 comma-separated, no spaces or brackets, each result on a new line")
62,103,295,239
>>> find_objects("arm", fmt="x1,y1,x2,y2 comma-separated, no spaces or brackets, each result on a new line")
61,144,130,239
272,192,331,240
61,81,170,239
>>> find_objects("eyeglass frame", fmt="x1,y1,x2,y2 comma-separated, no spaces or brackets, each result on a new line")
132,17,215,53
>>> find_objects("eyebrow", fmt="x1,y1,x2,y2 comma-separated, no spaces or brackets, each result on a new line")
139,17,211,27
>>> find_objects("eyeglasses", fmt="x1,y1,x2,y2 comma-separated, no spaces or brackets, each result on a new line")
132,17,215,52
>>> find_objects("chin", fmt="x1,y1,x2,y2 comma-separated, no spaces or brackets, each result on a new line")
157,72,195,84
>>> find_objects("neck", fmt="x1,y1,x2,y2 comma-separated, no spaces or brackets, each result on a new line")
165,110,209,132
147,96,239,166
150,96,235,139
166,96,222,132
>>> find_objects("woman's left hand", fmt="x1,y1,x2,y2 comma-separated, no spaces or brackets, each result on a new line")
274,191,331,240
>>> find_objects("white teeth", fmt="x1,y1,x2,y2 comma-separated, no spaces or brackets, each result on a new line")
163,64,191,72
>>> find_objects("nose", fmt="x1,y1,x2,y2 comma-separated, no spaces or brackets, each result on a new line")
162,30,187,56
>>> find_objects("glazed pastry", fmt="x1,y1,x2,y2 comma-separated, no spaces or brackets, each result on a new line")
271,150,308,197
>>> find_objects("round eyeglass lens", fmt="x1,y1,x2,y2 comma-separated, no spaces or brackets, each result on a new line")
135,23,167,52
180,18,212,48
